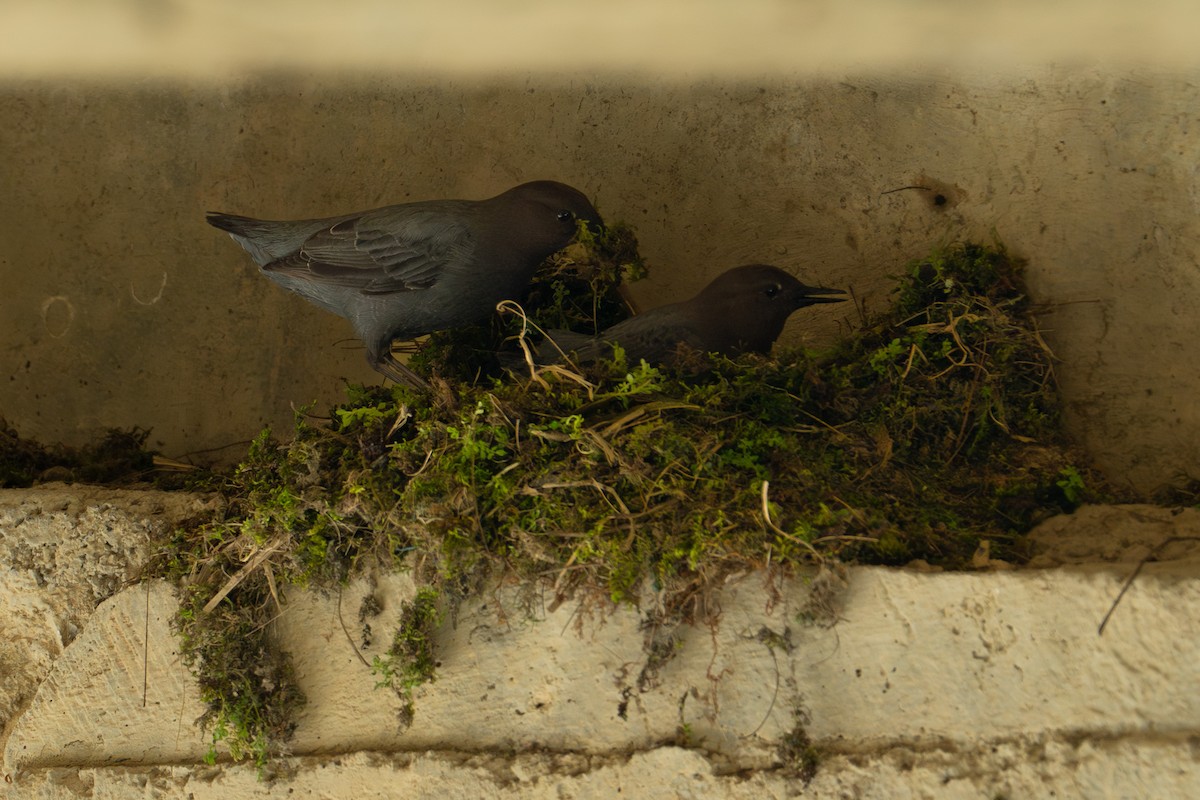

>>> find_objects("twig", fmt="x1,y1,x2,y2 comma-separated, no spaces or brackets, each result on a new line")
337,583,374,669
497,299,597,398
766,395,853,440
496,299,550,387
742,623,798,738
387,404,413,439
879,185,934,198
541,479,631,515
812,534,880,546
899,342,930,382
760,480,822,562
599,401,701,438
142,579,150,707
263,562,282,613
202,534,287,615
1098,536,1200,635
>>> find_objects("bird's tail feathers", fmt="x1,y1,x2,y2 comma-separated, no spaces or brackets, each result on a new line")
206,212,322,267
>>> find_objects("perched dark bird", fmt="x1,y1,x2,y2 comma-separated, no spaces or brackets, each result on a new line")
539,264,845,367
207,180,602,387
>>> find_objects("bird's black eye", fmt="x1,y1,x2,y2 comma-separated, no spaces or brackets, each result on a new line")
764,284,781,299
557,210,575,222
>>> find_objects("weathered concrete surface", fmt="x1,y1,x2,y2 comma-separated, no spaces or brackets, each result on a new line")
1,1,1197,77
11,559,1200,773
2,67,1199,492
9,743,1200,800
3,488,1199,797
0,486,219,744
2,581,209,772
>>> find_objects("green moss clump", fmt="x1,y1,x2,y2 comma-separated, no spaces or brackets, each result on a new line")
371,587,442,726
155,236,1118,766
778,706,820,784
175,584,304,770
0,421,156,487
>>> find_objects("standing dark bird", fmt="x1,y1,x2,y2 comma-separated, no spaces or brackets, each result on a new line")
540,264,845,367
207,180,603,387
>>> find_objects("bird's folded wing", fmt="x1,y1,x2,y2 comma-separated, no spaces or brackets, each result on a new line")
536,329,600,363
539,308,708,367
265,206,476,294
599,309,707,365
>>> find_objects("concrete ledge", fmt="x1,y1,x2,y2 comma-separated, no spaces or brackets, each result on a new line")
9,742,1200,800
0,486,219,752
2,488,1199,796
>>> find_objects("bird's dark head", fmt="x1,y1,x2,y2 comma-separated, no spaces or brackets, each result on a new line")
494,180,604,250
696,264,847,355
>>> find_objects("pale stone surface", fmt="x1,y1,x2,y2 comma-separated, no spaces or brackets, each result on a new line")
10,556,1200,775
3,486,1200,798
2,67,1199,491
0,487,219,740
2,581,209,771
8,740,1200,799
5,501,1200,800
275,570,790,761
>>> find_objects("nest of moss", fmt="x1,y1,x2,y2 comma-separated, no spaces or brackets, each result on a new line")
0,420,157,487
155,229,1113,768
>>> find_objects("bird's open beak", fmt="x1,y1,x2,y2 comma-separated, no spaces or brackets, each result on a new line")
795,285,848,306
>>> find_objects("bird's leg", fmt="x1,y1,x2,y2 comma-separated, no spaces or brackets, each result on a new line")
369,351,431,390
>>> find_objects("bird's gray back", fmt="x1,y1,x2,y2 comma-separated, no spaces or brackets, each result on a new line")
543,303,705,366
207,199,479,268
599,303,708,364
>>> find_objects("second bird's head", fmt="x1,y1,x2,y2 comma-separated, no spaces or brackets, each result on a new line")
493,180,605,257
697,264,847,355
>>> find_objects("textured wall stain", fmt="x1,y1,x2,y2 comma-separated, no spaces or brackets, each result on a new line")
130,272,168,305
39,296,75,338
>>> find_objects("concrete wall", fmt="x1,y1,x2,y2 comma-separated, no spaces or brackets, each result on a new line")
2,4,1199,493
